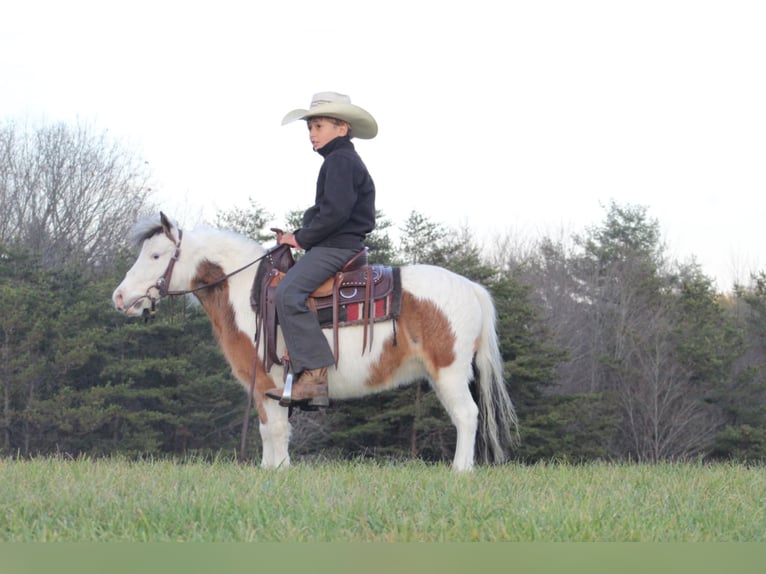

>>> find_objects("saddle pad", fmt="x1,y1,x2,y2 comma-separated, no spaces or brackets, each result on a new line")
309,265,394,311
316,293,394,328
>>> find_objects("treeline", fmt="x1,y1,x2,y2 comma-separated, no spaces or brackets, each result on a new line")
2,119,765,463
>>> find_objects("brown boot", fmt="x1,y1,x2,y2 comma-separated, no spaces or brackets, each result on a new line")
265,368,329,408
290,368,329,407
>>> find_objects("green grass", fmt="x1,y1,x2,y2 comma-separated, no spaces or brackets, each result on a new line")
1,457,763,541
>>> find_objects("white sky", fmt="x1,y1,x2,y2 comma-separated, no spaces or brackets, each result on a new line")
2,0,765,291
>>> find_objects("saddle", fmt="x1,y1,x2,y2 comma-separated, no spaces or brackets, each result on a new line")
251,244,401,373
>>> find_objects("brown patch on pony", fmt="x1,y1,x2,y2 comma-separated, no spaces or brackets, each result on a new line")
193,259,276,423
365,291,456,387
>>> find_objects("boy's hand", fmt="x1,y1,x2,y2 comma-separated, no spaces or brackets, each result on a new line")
270,227,302,249
280,232,303,250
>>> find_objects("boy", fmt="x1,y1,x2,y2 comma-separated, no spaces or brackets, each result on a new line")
265,92,378,408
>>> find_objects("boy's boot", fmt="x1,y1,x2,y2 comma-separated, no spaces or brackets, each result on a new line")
289,368,329,407
265,368,329,408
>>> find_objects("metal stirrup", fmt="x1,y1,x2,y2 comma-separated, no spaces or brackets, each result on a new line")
279,372,295,407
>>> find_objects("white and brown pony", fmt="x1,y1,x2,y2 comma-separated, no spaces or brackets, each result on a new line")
112,213,517,471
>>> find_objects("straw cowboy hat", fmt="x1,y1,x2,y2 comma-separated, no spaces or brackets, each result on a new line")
282,92,378,139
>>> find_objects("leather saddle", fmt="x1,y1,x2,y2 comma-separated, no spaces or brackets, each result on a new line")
251,244,401,372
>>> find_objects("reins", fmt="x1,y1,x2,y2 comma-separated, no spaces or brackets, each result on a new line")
162,229,276,297
136,228,276,318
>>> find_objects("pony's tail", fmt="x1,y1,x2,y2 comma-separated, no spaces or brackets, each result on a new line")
471,282,518,463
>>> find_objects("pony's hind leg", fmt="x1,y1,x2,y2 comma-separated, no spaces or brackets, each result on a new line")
432,368,479,471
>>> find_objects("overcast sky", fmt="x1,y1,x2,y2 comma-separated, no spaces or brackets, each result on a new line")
2,0,765,290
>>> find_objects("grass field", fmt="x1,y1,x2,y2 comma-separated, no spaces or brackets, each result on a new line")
1,457,763,542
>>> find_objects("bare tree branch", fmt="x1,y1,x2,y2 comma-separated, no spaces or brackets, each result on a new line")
0,119,154,270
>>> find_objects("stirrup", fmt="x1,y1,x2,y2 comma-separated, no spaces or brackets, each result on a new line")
278,372,295,407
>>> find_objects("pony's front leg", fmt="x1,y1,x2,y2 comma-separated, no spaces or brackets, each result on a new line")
259,401,291,469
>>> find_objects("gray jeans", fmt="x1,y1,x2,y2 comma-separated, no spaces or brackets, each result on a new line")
275,246,359,374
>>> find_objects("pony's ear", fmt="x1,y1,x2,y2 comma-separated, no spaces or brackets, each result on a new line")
159,212,177,242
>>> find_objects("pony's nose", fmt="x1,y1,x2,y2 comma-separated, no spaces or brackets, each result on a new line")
113,290,125,311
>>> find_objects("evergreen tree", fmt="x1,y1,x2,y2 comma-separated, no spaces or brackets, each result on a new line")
711,271,766,460
365,211,396,265
0,244,245,458
398,210,446,265
488,275,613,462
86,295,245,457
213,197,274,243
0,246,51,455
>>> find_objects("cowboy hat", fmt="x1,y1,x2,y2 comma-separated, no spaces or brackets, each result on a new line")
282,92,378,139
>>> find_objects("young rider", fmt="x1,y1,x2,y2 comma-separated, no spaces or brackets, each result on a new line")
265,92,378,408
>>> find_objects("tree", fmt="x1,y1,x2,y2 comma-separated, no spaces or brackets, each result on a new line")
428,224,496,284
283,208,305,233
488,242,616,462
710,271,766,460
0,247,50,454
608,277,722,461
398,210,447,265
365,211,397,265
0,241,246,458
0,119,153,270
213,197,274,243
526,201,746,460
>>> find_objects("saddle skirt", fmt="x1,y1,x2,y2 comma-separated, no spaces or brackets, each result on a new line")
251,245,402,372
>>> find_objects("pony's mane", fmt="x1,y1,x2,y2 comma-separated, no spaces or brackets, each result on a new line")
128,216,166,249
127,215,263,251
193,224,262,249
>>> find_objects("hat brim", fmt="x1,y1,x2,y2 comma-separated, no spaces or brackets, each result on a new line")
282,102,378,139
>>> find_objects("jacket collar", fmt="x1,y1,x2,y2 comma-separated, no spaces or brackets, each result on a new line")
316,135,353,158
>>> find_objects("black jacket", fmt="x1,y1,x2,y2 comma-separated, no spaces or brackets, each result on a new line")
294,136,376,251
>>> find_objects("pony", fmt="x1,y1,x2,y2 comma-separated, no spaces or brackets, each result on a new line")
112,213,517,471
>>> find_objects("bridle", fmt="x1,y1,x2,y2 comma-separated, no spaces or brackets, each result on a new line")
155,229,184,298
137,227,273,320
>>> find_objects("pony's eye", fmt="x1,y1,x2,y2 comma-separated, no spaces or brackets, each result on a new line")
151,253,160,260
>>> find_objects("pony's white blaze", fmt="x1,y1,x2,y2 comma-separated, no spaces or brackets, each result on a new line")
113,233,175,315
113,215,517,471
